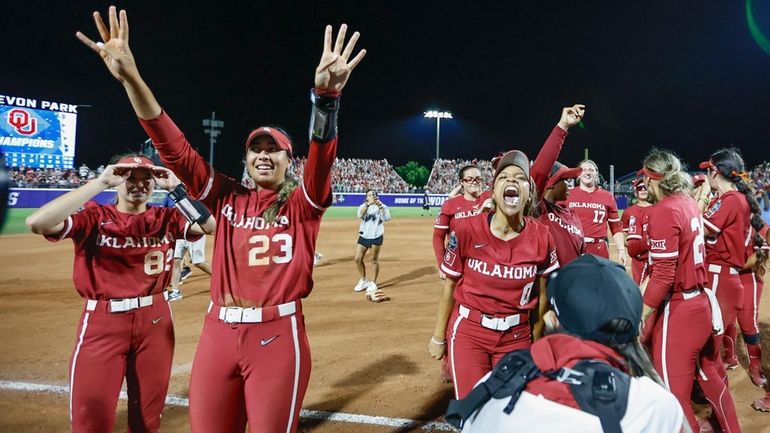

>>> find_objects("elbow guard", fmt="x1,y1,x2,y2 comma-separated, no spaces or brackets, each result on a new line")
169,184,211,225
309,89,339,142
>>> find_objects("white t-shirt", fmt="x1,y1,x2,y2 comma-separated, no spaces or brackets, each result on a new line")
358,203,391,239
462,374,683,433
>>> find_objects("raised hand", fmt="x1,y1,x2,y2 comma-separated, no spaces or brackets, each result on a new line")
99,164,134,187
152,167,181,191
557,104,586,130
76,6,140,85
315,24,366,93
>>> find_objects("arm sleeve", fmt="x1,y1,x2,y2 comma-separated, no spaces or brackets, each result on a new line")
537,230,560,276
644,212,680,308
702,195,735,234
172,210,202,243
433,203,452,265
530,126,568,201
43,201,98,243
606,195,622,234
380,206,391,222
627,216,649,259
621,208,631,232
139,111,232,209
440,230,464,280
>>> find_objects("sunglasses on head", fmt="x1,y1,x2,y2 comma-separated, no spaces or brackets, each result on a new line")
462,176,483,184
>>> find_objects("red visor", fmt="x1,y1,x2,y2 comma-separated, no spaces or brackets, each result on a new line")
692,173,706,187
636,167,664,181
545,165,582,190
116,156,157,169
699,160,716,171
245,127,293,155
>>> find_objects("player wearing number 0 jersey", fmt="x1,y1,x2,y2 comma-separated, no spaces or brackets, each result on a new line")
427,150,559,399
566,161,626,262
76,7,367,432
639,150,741,433
26,155,212,433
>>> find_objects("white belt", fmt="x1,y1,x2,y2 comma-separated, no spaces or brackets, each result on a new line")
707,264,739,275
583,237,606,244
213,301,297,323
86,292,169,313
458,304,522,331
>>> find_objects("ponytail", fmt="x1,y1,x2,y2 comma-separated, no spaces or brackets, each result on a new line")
262,173,299,223
731,176,767,275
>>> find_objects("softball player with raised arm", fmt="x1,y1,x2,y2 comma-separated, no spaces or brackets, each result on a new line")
25,155,214,433
77,8,365,433
567,159,628,264
529,104,586,266
427,150,559,399
695,149,767,383
639,149,741,433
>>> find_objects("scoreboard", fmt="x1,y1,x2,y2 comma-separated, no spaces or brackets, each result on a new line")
0,95,78,169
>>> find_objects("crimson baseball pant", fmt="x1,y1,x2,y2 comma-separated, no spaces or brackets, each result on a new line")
584,240,609,258
447,308,531,399
650,293,740,433
724,271,763,368
707,264,744,378
630,259,647,285
69,296,174,433
189,309,311,433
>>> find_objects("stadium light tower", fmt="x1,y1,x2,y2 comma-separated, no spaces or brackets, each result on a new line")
203,112,224,166
424,110,452,160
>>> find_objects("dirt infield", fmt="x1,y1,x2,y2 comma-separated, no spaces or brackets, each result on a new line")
1,216,769,432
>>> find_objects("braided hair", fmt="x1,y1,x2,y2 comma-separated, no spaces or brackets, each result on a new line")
708,148,767,275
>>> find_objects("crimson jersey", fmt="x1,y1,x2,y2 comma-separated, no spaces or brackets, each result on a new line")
441,214,559,315
622,204,651,261
537,201,584,266
432,191,492,265
703,191,752,269
46,201,195,299
566,187,622,238
142,112,334,307
644,194,708,308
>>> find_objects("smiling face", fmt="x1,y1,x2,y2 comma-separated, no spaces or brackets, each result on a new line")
579,161,598,188
245,135,290,189
494,165,530,217
117,167,155,206
460,167,482,198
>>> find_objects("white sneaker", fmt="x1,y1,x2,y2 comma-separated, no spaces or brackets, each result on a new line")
314,252,324,267
365,281,378,293
354,278,368,292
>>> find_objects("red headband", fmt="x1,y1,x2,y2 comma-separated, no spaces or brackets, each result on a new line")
636,167,664,181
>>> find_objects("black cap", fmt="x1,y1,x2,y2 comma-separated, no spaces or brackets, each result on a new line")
494,150,530,179
547,254,642,344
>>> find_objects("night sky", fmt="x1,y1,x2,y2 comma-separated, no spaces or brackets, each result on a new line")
4,1,770,180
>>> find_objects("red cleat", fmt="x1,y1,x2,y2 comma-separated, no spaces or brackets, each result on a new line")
749,365,768,388
752,394,770,412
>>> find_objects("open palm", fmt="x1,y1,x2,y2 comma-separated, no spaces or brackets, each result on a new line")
315,24,366,93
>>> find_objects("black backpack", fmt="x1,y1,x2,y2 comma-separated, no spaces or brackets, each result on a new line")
446,349,631,433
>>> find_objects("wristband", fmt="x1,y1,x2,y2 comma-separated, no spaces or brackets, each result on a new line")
431,336,446,345
169,184,211,225
309,89,339,142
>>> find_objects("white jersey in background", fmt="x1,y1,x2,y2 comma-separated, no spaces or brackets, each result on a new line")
358,203,391,239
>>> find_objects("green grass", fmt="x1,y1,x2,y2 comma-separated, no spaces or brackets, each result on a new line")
0,206,436,235
1,209,35,235
322,206,436,219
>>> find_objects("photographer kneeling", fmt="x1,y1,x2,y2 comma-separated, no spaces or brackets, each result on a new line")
447,254,687,433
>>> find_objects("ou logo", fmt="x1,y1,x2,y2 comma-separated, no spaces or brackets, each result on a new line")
134,157,143,164
7,109,37,136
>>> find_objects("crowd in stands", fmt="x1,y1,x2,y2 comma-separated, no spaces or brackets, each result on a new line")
8,164,103,188
424,158,495,194
289,157,417,193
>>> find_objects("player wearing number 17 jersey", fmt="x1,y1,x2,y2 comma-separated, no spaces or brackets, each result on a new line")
567,160,627,263
26,155,212,433
639,150,741,433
